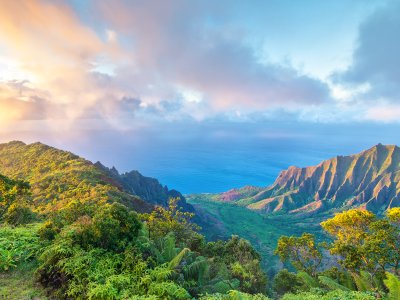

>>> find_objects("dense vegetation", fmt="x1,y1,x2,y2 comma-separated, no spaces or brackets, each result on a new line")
0,145,269,299
273,208,400,299
0,141,155,214
189,196,400,299
3,141,400,299
187,196,325,274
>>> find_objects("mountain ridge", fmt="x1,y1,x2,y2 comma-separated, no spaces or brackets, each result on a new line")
193,144,400,216
95,161,194,212
0,141,192,214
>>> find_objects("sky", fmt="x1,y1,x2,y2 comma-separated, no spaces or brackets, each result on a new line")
1,0,400,193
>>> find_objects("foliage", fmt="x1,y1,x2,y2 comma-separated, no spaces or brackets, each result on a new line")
384,272,400,300
318,275,350,291
4,203,36,226
32,197,268,299
319,267,356,290
272,208,400,298
187,194,324,273
320,209,376,271
296,271,320,289
0,141,147,214
199,290,270,299
200,236,267,294
80,202,142,251
0,142,284,299
0,224,42,271
281,289,376,300
0,173,31,222
387,207,400,224
273,269,303,296
141,197,201,246
319,208,400,294
275,233,322,276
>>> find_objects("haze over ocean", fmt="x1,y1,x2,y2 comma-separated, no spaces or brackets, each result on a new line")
82,123,400,194
5,121,396,194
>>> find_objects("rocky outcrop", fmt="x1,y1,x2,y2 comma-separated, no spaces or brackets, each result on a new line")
94,162,194,212
236,144,400,215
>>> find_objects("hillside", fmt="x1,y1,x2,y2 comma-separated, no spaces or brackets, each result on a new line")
95,162,193,212
193,144,400,215
0,142,270,299
0,141,191,214
2,141,400,299
187,197,326,275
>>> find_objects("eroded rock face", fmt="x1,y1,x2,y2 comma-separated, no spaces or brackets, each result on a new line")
94,162,194,212
241,144,400,215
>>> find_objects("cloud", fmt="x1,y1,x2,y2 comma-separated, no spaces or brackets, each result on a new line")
99,0,331,114
5,0,397,130
0,0,127,124
364,104,400,122
0,81,51,123
334,1,400,102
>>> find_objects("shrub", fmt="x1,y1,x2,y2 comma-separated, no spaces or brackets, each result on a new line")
273,269,302,296
0,225,41,271
281,289,376,300
4,204,35,226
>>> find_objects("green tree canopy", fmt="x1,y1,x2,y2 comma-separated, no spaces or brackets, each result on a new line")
275,233,322,276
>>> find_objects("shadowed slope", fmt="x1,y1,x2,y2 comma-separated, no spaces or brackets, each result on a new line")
95,161,194,212
250,144,400,214
194,144,400,215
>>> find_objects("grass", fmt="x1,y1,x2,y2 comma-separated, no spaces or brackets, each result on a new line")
0,261,47,300
188,196,327,275
0,224,47,299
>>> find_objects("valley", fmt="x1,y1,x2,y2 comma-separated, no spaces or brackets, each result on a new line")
2,141,400,299
187,195,326,275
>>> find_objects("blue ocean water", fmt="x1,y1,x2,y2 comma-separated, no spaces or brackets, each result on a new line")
65,121,400,194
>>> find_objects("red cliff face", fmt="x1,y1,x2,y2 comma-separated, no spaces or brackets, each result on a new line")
243,144,400,215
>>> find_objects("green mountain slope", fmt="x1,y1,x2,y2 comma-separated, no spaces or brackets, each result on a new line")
196,144,400,216
187,196,326,275
0,142,270,299
95,162,193,212
0,141,182,214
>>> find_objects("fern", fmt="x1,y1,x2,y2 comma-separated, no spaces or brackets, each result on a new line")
297,271,319,289
318,275,350,291
211,279,240,294
168,248,190,270
162,233,178,262
148,281,191,299
384,272,400,300
150,265,173,281
184,256,209,285
342,270,356,291
351,271,373,292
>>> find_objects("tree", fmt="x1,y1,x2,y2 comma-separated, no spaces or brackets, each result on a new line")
275,233,322,276
89,202,142,251
387,207,400,224
321,209,400,294
141,197,201,246
224,236,261,265
0,174,30,221
385,208,400,274
273,269,303,296
363,220,399,272
4,203,35,226
321,209,376,272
